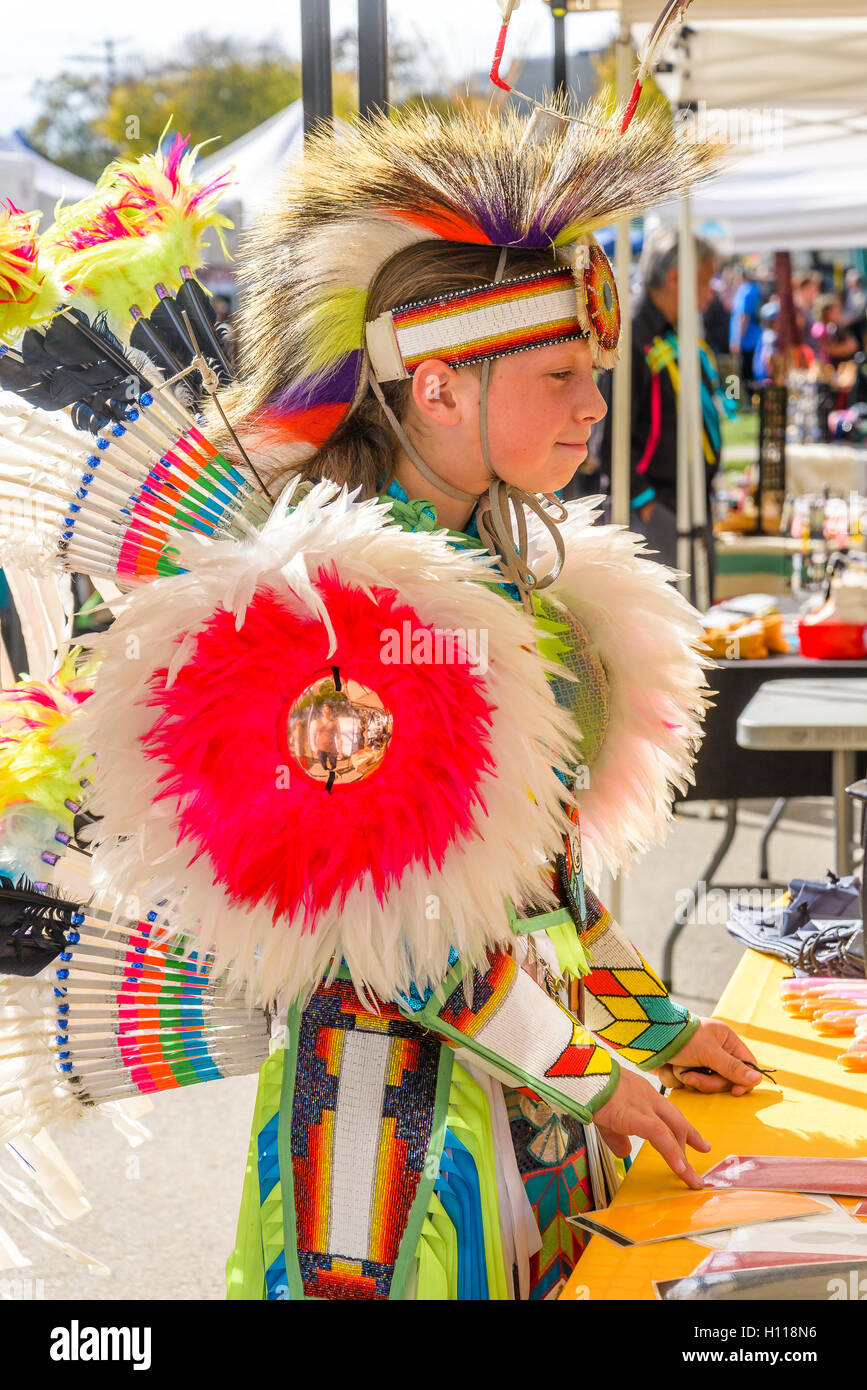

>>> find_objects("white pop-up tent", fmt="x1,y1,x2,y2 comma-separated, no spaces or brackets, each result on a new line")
196,101,305,226
670,120,867,255
0,132,94,218
595,8,867,599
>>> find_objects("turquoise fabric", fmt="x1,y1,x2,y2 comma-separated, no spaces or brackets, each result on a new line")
380,476,521,602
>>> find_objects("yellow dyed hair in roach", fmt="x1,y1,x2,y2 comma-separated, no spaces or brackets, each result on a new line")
43,128,234,331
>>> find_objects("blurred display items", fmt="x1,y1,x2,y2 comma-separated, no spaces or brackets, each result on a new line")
700,593,789,660
798,549,867,659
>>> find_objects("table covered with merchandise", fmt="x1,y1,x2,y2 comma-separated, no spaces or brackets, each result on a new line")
559,951,867,1301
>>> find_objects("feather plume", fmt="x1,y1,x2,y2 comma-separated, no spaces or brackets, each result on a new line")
43,134,233,331
0,655,96,823
215,100,725,468
0,202,69,345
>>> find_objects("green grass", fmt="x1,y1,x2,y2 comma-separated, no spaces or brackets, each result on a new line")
720,409,760,471
722,410,760,449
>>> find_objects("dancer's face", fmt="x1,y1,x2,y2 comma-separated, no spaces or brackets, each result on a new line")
409,339,607,499
483,339,608,493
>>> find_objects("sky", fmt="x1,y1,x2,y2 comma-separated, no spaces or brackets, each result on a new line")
0,0,617,136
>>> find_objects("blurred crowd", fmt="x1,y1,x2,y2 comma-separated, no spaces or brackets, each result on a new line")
703,262,867,403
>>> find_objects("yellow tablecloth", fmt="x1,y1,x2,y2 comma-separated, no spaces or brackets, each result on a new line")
560,950,867,1300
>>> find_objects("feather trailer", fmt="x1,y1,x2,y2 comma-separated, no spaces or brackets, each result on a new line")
527,497,713,881
215,100,725,468
44,132,234,331
70,479,580,1008
0,201,69,345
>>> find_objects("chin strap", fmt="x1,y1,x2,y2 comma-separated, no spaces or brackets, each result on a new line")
367,372,479,505
476,483,567,610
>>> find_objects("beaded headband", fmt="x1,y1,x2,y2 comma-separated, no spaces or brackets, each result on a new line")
366,241,622,384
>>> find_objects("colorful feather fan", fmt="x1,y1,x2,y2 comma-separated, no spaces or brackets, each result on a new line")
0,366,269,586
43,133,233,331
216,100,724,475
0,201,70,345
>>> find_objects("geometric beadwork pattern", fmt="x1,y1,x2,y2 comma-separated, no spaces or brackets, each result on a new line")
533,594,610,770
506,1089,590,1301
555,800,588,930
580,887,694,1066
290,981,441,1301
425,951,615,1120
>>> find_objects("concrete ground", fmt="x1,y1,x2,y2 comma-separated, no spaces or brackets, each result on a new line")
2,793,854,1301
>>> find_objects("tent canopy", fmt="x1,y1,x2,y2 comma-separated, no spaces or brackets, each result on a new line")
642,18,867,117
0,132,94,218
626,18,867,255
196,102,304,221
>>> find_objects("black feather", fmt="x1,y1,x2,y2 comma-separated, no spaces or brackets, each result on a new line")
0,309,147,434
176,278,235,385
0,873,81,977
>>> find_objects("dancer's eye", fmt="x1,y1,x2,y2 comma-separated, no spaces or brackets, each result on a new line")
550,370,573,381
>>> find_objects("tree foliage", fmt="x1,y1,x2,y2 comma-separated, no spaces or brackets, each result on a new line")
592,45,672,124
23,33,357,180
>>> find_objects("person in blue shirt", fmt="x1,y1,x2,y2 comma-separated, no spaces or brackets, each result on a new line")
729,265,762,389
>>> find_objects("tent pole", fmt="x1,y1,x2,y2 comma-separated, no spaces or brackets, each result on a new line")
552,9,568,98
602,23,637,924
358,0,389,119
301,0,334,140
610,25,634,530
677,190,707,606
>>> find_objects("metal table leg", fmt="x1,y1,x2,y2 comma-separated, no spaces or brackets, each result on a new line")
832,750,857,876
759,796,788,881
661,800,738,991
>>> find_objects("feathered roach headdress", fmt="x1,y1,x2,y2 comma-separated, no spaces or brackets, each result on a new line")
219,91,723,600
225,99,719,434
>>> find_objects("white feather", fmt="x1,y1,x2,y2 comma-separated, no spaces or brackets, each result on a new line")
529,496,712,881
71,481,580,1008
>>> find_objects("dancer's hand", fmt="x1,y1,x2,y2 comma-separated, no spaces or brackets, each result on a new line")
657,1019,762,1096
593,1068,711,1188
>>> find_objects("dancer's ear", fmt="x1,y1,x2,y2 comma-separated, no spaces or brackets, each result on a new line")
411,360,467,427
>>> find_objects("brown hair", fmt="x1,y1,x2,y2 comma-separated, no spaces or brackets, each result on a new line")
271,240,557,499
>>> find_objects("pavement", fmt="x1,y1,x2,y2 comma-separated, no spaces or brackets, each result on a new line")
2,793,855,1301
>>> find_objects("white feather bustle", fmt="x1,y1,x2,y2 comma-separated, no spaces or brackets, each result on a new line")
70,480,580,1009
531,497,713,882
